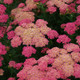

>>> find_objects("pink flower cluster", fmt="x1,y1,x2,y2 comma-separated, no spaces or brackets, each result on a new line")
11,7,35,25
0,56,4,67
0,26,6,39
47,30,59,39
8,61,23,70
76,36,80,45
22,46,36,57
0,14,9,23
64,22,77,35
0,4,8,23
17,46,80,80
63,43,80,52
7,30,15,40
56,34,71,44
0,42,7,67
13,19,51,47
46,6,57,14
0,4,6,14
11,35,22,47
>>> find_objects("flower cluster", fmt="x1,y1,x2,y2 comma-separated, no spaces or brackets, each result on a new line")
8,61,23,70
0,26,6,39
12,19,51,47
0,42,7,67
0,4,8,23
17,46,80,80
22,46,36,57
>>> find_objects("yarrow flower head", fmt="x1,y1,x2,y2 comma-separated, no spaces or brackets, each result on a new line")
0,4,6,14
0,42,7,55
56,34,71,44
22,46,36,57
7,31,15,40
47,30,59,39
76,35,80,45
0,14,9,23
64,22,77,35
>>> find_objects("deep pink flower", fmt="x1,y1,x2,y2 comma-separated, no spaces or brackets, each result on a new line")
77,5,80,13
7,31,15,40
56,34,71,44
22,46,36,57
24,58,37,66
15,63,23,70
0,42,7,55
41,47,49,53
18,3,25,8
0,4,6,14
64,22,76,35
47,30,59,39
46,6,57,14
0,14,9,23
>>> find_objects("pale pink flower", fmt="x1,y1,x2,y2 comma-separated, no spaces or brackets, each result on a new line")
15,12,35,22
24,0,37,11
24,58,37,66
6,26,12,32
32,36,49,47
71,52,80,62
62,0,73,3
36,19,48,27
0,69,4,76
46,47,60,58
76,35,80,45
63,43,80,52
